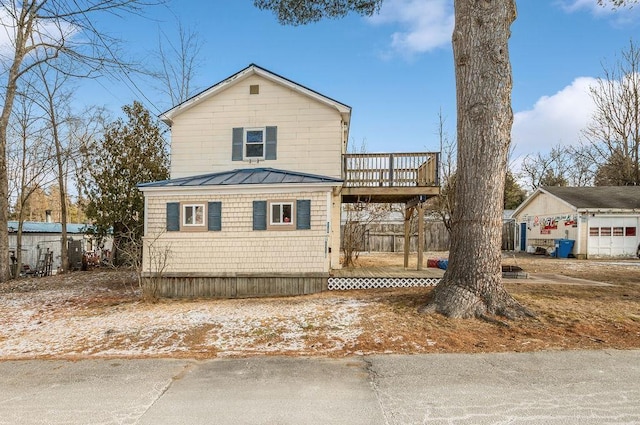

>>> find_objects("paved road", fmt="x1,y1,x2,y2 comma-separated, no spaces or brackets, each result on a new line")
1,350,639,424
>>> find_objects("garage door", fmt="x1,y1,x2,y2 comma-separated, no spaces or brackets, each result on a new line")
588,216,639,257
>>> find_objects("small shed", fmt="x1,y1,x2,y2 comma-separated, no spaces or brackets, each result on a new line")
8,221,111,274
512,186,640,258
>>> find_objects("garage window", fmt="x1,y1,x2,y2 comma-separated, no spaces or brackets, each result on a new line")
600,227,612,236
613,227,624,236
626,227,637,237
589,227,599,236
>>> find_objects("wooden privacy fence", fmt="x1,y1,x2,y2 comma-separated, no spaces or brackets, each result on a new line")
342,221,450,253
341,220,517,253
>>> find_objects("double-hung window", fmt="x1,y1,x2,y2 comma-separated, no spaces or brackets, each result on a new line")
270,202,293,226
183,204,205,227
252,199,311,231
245,128,265,160
232,127,277,161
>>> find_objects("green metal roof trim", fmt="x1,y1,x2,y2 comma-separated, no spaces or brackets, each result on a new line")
7,221,92,234
138,168,343,188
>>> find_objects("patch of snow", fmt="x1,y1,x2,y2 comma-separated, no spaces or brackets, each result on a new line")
0,286,365,359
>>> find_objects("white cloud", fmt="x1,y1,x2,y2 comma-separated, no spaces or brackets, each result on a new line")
558,0,640,25
0,7,78,58
559,0,612,14
511,77,597,160
368,0,454,55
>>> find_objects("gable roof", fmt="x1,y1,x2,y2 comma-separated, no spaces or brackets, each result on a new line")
159,64,352,125
138,167,342,189
513,186,640,217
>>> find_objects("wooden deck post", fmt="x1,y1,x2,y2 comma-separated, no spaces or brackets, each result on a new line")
403,206,414,269
417,203,425,270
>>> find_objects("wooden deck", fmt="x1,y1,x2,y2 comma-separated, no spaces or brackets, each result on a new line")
342,152,440,203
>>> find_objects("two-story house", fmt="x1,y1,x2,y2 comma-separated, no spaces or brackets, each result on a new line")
138,64,439,298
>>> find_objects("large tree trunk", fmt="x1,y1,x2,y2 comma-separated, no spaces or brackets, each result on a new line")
421,0,531,319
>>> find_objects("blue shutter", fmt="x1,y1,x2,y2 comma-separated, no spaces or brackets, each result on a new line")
166,202,180,232
296,200,311,230
253,201,267,230
232,127,243,161
265,126,277,160
208,201,221,231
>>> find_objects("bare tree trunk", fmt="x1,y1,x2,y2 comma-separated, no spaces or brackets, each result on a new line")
421,0,531,320
0,35,27,282
53,127,69,273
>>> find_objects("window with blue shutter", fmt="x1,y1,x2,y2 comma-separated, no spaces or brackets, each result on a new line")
208,202,222,231
232,127,243,161
296,200,311,230
265,126,277,160
253,200,267,230
233,126,277,161
166,202,180,232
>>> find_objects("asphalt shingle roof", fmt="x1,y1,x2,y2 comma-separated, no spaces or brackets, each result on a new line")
543,186,640,209
138,168,343,188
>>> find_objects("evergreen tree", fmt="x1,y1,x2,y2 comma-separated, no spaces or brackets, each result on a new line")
81,101,169,266
503,172,527,210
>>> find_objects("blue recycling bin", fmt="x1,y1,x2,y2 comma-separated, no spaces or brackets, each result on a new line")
555,239,575,258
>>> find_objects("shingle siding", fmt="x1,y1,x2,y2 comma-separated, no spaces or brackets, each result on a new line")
143,191,330,274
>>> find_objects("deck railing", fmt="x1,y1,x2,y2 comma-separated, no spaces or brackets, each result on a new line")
342,152,439,188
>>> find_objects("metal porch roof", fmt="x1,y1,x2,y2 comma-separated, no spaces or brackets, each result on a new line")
138,168,343,188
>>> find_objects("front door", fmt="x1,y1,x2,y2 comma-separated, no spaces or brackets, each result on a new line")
520,223,527,251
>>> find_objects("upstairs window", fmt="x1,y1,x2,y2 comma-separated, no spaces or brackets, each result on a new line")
245,129,265,159
232,127,277,161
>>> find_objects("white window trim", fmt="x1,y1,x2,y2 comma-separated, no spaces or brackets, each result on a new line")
183,203,205,227
244,127,266,160
270,201,294,226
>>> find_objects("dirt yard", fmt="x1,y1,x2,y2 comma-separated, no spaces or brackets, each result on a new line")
1,252,639,360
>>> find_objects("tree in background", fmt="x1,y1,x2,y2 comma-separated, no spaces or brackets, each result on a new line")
580,40,640,186
155,18,204,108
0,0,162,281
32,61,79,273
81,101,168,266
503,171,526,209
519,145,571,191
6,82,55,276
431,112,456,233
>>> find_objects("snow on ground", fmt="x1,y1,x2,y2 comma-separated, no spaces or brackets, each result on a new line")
0,272,364,359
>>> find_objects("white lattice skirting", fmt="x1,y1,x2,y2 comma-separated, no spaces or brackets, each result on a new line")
327,277,441,290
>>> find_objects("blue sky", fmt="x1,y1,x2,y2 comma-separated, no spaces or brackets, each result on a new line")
77,0,639,167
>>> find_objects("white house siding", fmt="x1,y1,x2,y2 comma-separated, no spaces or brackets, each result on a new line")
513,194,578,251
142,189,334,275
169,74,344,180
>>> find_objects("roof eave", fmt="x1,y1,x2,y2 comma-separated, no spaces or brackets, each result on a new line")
138,181,343,195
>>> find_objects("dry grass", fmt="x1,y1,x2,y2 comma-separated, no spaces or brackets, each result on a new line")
1,253,639,359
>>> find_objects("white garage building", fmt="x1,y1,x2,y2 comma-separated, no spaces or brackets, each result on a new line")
512,186,640,258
